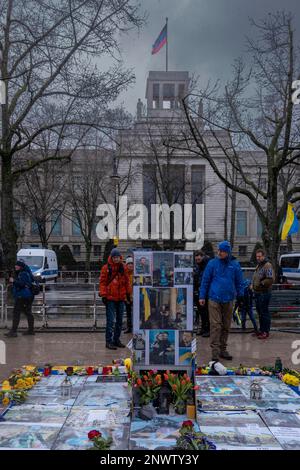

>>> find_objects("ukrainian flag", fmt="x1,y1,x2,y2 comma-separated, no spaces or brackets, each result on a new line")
281,202,299,241
142,288,151,321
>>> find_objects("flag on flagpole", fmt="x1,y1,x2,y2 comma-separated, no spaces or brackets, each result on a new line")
281,202,299,240
152,23,167,55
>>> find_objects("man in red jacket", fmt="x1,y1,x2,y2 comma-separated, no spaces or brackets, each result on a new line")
99,248,130,350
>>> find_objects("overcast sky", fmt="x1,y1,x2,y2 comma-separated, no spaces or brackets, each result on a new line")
117,0,300,114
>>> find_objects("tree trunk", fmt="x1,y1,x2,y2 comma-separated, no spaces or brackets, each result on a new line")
1,155,17,272
262,177,280,281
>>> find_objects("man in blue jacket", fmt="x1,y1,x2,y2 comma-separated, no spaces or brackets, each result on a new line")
4,260,35,337
199,241,244,361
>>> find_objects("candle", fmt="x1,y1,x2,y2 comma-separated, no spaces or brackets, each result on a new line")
186,404,196,419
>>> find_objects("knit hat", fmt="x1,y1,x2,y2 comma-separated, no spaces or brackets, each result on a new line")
126,256,133,264
218,240,231,254
110,248,121,258
15,260,26,269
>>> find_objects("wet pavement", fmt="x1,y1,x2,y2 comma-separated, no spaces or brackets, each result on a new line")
0,330,299,381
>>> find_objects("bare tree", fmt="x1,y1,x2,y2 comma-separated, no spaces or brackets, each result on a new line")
177,12,300,276
14,133,69,247
0,0,144,269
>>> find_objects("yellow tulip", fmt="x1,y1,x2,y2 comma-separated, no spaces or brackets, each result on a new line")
1,381,11,391
124,358,132,371
2,397,10,406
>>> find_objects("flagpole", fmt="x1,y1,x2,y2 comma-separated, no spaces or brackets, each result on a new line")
166,17,168,72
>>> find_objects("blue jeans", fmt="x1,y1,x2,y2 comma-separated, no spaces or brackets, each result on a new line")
254,292,272,333
106,301,124,344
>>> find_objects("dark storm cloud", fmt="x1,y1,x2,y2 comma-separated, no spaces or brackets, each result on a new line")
117,0,300,113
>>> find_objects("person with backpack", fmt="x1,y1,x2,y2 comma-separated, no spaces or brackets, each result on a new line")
252,249,274,339
5,260,38,337
99,248,130,350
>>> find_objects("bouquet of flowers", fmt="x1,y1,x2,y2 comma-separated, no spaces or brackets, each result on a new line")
164,372,199,413
88,430,113,450
133,370,162,406
175,420,216,450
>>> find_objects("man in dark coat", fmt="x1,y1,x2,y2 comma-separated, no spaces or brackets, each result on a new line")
5,260,35,337
193,250,210,336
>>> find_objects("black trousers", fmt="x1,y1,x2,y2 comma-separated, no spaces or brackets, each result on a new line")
12,297,34,332
126,301,132,330
194,294,210,332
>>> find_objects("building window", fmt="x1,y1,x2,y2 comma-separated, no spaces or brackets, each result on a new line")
93,245,102,257
31,219,39,235
236,211,247,237
51,211,62,236
258,177,267,191
163,83,175,109
191,165,205,232
143,165,157,233
177,83,185,107
153,83,159,109
238,246,247,257
72,213,81,236
257,217,263,237
72,245,81,257
13,212,22,235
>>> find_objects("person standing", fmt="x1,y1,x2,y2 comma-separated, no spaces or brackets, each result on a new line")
239,279,258,333
193,250,210,337
5,260,35,337
124,256,134,334
252,249,274,339
199,241,244,361
99,248,130,350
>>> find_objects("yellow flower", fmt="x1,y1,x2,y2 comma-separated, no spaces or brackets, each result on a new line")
2,397,10,406
1,381,11,391
124,358,132,371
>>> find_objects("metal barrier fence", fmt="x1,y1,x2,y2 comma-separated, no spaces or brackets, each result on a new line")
1,279,300,332
1,283,106,331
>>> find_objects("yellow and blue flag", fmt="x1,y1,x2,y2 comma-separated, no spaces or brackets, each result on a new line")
142,287,151,321
281,202,299,241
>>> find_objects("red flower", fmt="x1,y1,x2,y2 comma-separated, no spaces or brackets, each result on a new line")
164,373,169,381
149,370,154,376
172,384,177,391
88,430,101,440
182,420,193,428
136,378,142,386
193,385,200,391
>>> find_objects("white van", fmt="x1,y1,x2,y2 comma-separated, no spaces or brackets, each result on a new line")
279,253,300,283
17,248,58,282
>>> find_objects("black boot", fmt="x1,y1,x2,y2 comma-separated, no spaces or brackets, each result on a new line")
4,330,18,338
23,330,35,336
114,340,126,348
106,343,117,350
